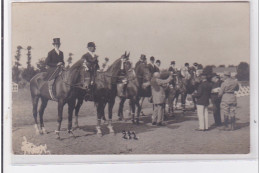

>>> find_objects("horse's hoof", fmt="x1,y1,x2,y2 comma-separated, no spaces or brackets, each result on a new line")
140,112,145,116
42,127,47,134
117,117,122,121
97,132,103,137
136,120,140,125
132,120,135,124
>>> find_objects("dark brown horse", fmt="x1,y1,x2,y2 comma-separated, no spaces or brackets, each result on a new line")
30,59,87,138
117,61,152,124
74,52,130,136
167,70,201,115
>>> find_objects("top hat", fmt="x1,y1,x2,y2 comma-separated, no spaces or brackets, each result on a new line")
171,61,175,65
87,42,96,48
224,71,231,76
185,63,189,66
53,38,61,45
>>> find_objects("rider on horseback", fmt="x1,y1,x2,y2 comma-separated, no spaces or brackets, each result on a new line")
45,38,65,100
81,42,100,100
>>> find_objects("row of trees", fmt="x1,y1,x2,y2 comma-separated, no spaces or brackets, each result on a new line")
12,45,250,86
12,46,74,85
202,62,250,81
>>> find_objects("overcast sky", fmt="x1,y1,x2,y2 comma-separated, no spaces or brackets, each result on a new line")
12,2,249,69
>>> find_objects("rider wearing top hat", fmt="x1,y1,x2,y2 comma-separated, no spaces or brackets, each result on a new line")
45,38,65,80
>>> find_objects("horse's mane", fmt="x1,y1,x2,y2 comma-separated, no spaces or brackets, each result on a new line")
105,58,121,73
160,70,171,79
70,59,85,70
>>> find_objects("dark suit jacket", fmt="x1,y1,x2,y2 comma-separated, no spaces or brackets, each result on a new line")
154,66,160,72
45,49,64,67
147,63,156,74
81,52,100,71
194,80,212,106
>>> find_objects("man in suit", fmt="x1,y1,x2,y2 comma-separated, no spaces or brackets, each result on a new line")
147,56,156,74
193,73,212,131
154,60,161,72
45,38,65,80
168,61,176,73
151,72,173,126
135,54,146,70
211,73,222,126
219,71,239,131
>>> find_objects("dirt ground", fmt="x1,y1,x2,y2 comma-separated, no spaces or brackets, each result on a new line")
12,88,250,154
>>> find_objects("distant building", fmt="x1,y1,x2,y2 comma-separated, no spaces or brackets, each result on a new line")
213,66,237,77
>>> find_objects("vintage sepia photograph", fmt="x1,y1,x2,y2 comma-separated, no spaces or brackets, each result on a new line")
11,2,251,156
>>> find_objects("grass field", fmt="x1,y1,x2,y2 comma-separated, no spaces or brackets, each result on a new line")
12,87,250,155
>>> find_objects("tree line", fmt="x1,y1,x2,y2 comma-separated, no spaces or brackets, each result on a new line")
12,45,250,88
12,45,74,87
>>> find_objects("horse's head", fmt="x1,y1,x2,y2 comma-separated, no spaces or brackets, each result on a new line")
135,62,151,89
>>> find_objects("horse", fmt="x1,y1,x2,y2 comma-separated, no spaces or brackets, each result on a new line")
117,61,152,124
73,52,130,135
29,59,87,138
168,70,201,115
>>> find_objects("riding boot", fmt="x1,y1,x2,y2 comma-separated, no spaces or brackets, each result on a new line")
231,116,236,131
221,115,228,130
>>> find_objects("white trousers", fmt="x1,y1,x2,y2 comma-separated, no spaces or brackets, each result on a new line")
197,105,209,130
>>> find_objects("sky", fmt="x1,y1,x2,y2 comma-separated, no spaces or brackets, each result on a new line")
12,2,249,69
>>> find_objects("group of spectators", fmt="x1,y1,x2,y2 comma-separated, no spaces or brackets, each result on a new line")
147,55,239,131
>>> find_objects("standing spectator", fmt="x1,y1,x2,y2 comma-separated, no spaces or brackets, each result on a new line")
193,73,212,131
218,71,239,131
147,56,156,74
168,61,177,73
155,60,161,72
211,73,222,126
151,72,173,126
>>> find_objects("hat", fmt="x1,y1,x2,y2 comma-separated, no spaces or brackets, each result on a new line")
150,56,155,61
87,42,96,48
171,61,175,65
185,63,189,66
224,71,231,76
156,60,161,64
140,54,146,61
53,38,61,45
193,62,198,66
153,72,160,78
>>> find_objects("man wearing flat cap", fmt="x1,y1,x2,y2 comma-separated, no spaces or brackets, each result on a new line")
45,38,65,81
218,71,239,131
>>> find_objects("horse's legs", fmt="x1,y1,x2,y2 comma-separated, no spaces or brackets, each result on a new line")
117,98,126,121
129,99,136,123
74,98,84,128
108,98,115,134
96,102,104,136
67,98,76,133
38,97,48,134
135,97,141,124
192,95,197,111
56,99,65,139
32,95,40,134
181,93,187,114
139,97,145,116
